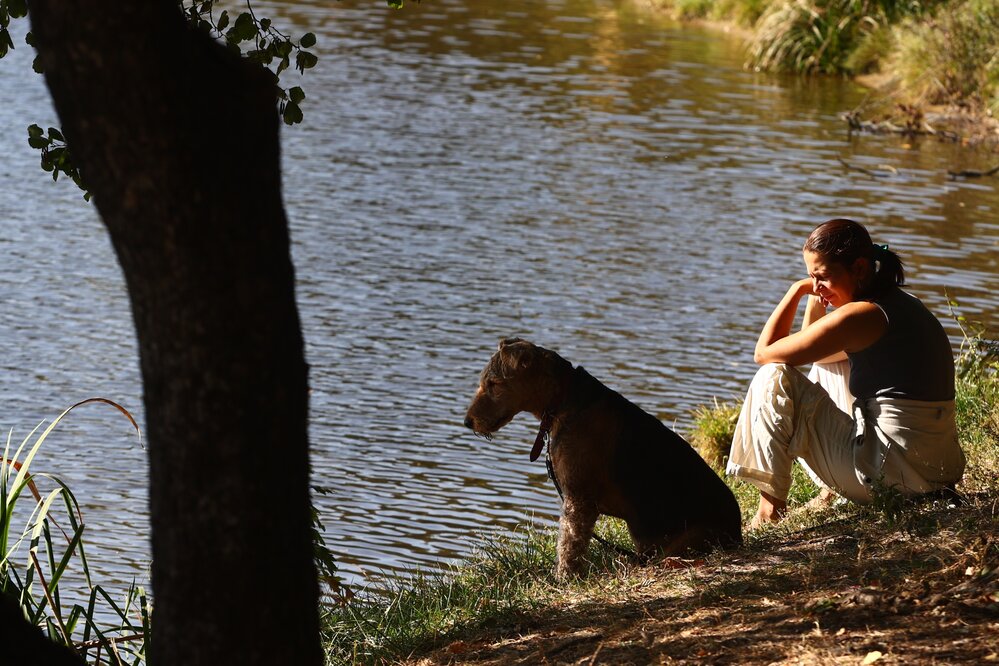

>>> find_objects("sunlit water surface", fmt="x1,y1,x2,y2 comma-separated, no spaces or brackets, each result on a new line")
1,0,996,594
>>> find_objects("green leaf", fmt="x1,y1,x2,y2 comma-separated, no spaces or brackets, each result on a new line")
8,0,28,19
246,49,269,65
282,101,303,125
217,10,230,31
27,124,44,138
48,128,64,142
232,12,257,42
0,28,12,58
24,30,35,47
260,18,271,31
387,0,404,7
300,32,316,48
295,50,318,73
276,55,290,76
289,86,305,104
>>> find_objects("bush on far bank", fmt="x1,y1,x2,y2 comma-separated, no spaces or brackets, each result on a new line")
648,0,999,115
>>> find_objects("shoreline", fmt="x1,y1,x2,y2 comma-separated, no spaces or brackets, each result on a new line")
633,0,999,151
324,334,999,664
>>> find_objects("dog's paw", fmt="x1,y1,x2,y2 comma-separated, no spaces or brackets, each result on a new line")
554,561,584,581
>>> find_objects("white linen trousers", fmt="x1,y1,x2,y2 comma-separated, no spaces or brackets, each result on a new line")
726,363,966,502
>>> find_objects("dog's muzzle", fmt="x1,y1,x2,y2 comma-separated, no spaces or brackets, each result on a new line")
464,416,493,441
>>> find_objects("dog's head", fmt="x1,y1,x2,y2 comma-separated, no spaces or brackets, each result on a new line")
463,338,568,437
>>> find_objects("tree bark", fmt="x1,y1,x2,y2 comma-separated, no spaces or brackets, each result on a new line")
29,3,322,663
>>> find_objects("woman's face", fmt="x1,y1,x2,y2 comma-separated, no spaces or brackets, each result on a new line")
803,250,867,307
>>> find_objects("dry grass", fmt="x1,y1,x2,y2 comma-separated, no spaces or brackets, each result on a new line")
401,494,998,665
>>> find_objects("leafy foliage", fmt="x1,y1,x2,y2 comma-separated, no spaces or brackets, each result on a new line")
181,1,318,126
310,484,352,605
27,124,90,201
0,0,335,197
0,0,29,59
890,0,999,112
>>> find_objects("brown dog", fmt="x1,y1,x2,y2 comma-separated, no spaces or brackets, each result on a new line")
464,338,742,577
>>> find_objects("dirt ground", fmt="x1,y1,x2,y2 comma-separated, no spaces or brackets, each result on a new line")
403,497,998,665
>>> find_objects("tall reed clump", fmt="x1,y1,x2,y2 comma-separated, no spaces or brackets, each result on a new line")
1,399,148,665
688,397,741,470
747,0,936,73
889,0,999,113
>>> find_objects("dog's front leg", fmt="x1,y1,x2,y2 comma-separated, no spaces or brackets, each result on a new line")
556,497,598,579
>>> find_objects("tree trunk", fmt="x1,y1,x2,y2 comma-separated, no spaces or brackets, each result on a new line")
28,3,322,663
1,591,85,665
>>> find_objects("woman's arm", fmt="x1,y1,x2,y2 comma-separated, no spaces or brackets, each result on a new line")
802,295,848,364
754,280,887,366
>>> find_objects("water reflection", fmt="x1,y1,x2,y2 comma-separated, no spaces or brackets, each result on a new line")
0,0,996,591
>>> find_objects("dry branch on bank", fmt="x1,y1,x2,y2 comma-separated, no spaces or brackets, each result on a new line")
948,164,999,180
836,157,899,179
841,109,960,142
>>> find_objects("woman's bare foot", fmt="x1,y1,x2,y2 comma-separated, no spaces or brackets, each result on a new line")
805,487,838,510
750,491,787,529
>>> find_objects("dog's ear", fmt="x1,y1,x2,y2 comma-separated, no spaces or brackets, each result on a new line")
498,337,525,350
498,339,538,371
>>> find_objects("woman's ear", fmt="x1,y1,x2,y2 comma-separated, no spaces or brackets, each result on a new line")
851,256,872,281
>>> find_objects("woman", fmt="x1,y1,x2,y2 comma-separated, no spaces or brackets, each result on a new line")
726,218,966,527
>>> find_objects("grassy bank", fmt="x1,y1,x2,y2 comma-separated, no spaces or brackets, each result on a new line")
644,0,999,140
324,331,999,664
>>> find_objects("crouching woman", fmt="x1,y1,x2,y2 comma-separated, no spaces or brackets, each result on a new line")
726,218,966,528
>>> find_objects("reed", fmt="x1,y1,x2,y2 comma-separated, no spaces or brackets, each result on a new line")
746,0,929,74
1,399,148,665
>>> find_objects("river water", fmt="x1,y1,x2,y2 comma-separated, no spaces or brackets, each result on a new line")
1,0,997,595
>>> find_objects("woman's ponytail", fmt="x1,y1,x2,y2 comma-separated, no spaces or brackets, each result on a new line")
871,243,905,293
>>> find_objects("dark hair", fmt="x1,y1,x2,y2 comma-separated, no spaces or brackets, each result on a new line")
803,218,904,298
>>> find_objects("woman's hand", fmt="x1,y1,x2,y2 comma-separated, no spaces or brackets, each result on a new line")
803,292,847,363
791,277,816,300
754,279,814,363
755,277,887,366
